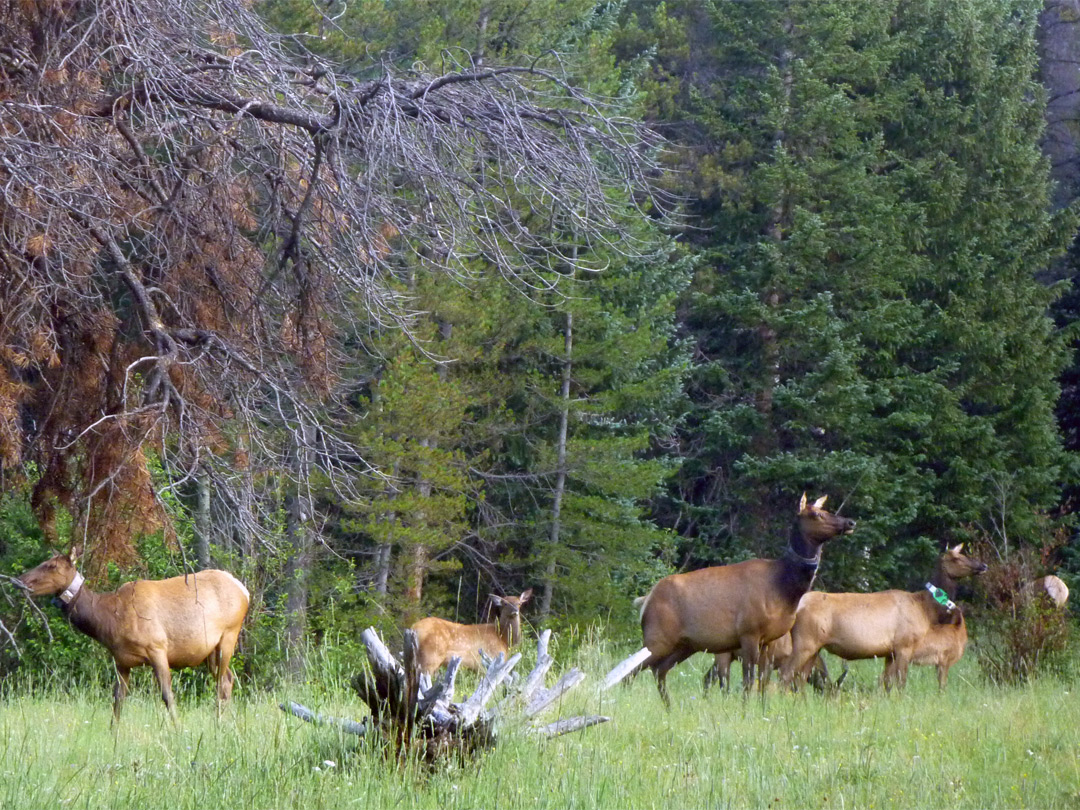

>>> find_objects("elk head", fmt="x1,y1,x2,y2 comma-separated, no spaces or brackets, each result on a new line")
797,494,856,545
18,547,81,597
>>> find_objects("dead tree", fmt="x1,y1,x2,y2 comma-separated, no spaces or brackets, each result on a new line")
0,0,668,567
282,628,638,763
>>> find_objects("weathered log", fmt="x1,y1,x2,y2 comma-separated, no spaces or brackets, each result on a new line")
284,626,614,763
600,646,653,691
531,714,611,738
524,668,586,717
280,701,369,736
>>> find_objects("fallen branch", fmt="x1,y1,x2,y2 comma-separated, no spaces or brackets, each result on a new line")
283,627,615,763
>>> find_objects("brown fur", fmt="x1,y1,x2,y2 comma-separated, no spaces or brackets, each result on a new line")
19,549,249,720
411,589,532,677
638,494,855,705
781,544,986,691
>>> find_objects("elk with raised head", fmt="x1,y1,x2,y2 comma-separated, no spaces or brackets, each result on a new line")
411,589,532,677
18,548,249,720
636,494,856,705
781,544,987,691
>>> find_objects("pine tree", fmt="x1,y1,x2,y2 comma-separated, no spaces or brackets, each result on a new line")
619,0,1076,587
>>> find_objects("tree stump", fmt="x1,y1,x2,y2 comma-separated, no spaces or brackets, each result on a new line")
283,627,633,763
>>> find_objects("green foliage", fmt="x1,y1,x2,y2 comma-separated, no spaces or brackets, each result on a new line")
971,542,1073,684
619,0,1077,589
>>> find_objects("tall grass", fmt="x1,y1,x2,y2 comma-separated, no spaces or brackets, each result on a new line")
1,649,1078,809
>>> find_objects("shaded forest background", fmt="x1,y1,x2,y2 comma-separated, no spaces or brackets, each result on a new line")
2,0,1080,680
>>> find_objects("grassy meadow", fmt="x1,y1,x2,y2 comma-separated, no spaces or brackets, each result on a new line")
2,645,1079,810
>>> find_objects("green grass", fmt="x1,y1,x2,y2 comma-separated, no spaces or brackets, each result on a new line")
2,651,1079,809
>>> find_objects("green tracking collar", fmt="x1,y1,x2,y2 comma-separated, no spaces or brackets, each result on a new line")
925,582,956,611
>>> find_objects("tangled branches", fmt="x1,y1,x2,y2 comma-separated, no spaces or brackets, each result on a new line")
0,0,666,560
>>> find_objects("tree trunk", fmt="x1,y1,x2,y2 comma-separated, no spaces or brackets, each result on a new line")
748,35,793,552
193,464,211,569
284,424,314,674
540,289,573,620
404,319,450,609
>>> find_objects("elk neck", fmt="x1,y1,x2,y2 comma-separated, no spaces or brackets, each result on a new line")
492,612,521,647
59,580,116,646
928,558,959,601
779,519,823,598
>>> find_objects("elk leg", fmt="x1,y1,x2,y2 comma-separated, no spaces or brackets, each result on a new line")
703,653,732,694
937,664,949,691
759,650,778,690
654,649,693,709
881,654,895,690
149,650,177,720
738,637,760,693
782,642,819,691
216,629,241,706
895,654,911,690
112,666,131,724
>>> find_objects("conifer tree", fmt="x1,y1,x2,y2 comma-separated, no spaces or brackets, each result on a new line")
619,0,1075,587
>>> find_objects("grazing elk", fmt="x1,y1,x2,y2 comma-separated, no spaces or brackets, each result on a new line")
781,544,987,691
18,548,249,720
636,494,856,706
411,589,532,677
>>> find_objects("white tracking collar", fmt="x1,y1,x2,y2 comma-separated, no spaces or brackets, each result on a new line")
60,571,84,605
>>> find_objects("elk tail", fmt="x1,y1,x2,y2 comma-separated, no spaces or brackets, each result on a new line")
633,587,657,620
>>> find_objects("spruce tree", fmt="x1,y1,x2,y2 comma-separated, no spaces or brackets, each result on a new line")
619,0,1075,587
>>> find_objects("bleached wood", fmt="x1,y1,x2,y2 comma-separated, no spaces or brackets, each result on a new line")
524,668,586,718
531,715,610,738
458,651,521,727
280,701,368,736
600,646,652,691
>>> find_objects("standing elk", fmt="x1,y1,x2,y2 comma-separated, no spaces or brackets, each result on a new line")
635,494,856,706
781,544,987,691
411,589,532,677
18,548,249,720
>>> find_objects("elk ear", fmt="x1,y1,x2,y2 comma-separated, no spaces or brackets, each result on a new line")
68,546,81,566
798,492,808,512
812,495,828,509
949,543,964,554
520,588,533,603
488,594,505,607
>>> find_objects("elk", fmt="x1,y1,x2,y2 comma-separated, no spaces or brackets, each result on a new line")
781,544,987,691
18,548,249,720
1029,574,1069,609
636,494,856,705
411,589,532,677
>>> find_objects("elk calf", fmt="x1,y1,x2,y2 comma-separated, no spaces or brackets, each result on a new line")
637,494,855,705
411,589,532,677
19,548,249,720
